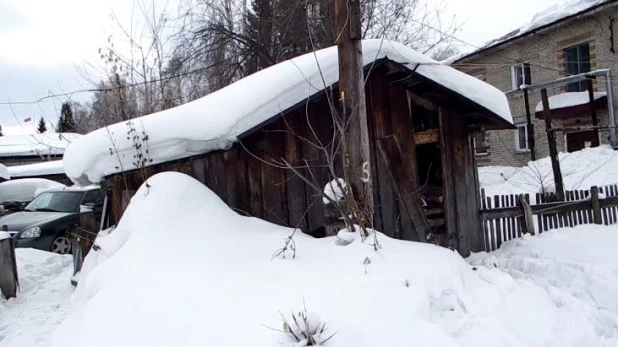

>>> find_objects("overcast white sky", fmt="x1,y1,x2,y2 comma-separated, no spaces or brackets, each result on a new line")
0,0,562,135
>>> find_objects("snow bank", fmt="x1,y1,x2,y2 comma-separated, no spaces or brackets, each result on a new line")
0,249,73,346
64,40,512,185
51,172,609,346
0,163,9,180
479,146,618,197
470,225,618,344
0,178,65,203
534,91,607,112
0,133,80,158
7,160,65,178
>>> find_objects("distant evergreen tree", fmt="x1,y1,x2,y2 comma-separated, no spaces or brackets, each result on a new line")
37,118,48,133
57,102,76,132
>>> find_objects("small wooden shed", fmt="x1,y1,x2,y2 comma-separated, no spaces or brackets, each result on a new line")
65,40,513,256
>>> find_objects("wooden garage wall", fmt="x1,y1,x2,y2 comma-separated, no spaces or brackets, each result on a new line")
106,71,481,250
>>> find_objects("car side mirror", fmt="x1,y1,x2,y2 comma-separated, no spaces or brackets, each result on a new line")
80,203,95,213
20,202,28,210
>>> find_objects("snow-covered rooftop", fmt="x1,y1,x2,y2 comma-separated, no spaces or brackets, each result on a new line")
0,163,9,180
0,133,81,158
534,91,607,112
64,39,513,185
7,160,65,178
455,0,610,62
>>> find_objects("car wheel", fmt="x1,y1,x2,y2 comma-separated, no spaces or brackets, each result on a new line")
51,236,72,255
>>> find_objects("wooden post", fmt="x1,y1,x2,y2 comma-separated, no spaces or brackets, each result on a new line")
523,88,536,160
541,89,565,201
591,186,602,224
520,195,535,234
334,0,374,228
587,79,599,127
0,235,18,299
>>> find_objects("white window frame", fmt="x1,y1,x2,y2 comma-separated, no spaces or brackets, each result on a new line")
510,63,529,90
473,132,488,156
514,124,530,152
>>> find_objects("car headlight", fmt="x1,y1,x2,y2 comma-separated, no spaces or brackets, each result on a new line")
20,227,41,239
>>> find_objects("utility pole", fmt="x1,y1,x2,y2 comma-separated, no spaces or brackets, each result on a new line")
334,0,374,228
541,88,565,201
523,88,536,160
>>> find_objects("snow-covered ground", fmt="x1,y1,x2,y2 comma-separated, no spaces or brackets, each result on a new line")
0,250,73,347
479,146,618,197
2,171,618,346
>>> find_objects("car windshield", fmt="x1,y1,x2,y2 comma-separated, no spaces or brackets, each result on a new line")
24,191,84,213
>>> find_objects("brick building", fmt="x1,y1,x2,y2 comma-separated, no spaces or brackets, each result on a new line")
454,0,618,166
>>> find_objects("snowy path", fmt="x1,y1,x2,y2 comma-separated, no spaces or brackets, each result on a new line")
470,225,618,345
0,249,74,347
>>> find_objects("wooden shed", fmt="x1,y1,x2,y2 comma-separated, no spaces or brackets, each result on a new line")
65,41,513,256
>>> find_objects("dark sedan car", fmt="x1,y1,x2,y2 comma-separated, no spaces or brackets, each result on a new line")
1,186,104,254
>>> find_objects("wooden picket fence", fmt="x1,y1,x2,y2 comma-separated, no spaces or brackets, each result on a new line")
479,184,618,252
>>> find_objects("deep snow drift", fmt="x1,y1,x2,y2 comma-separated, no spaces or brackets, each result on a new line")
49,172,617,346
478,146,618,197
0,249,73,347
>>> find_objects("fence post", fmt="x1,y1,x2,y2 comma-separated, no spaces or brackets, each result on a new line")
0,235,18,299
591,186,602,224
520,195,535,234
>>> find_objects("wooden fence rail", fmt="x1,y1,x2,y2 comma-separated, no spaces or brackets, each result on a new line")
480,184,618,252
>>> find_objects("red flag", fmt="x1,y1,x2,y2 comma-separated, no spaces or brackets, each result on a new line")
24,117,32,123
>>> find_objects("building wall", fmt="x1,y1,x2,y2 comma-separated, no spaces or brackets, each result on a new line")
457,3,618,166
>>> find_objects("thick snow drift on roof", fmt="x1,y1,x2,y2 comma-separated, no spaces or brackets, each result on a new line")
479,146,618,198
0,163,9,180
0,133,81,158
8,160,65,178
64,40,512,185
534,91,606,112
0,178,65,203
458,0,608,61
49,172,615,346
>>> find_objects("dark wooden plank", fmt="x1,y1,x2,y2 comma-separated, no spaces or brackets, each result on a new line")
376,136,431,242
365,75,384,232
574,190,583,225
224,149,239,211
494,195,502,249
611,186,618,223
235,146,250,216
591,186,602,224
374,76,398,237
283,118,308,229
486,197,494,250
439,108,458,250
193,158,206,184
246,155,263,219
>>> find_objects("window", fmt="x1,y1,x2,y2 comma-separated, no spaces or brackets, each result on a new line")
307,3,321,19
515,124,530,152
564,42,590,92
473,132,488,156
511,63,531,90
81,190,104,206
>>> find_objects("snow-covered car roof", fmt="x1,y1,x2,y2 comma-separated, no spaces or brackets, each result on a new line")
7,160,65,178
64,39,513,185
0,178,65,203
0,133,81,158
453,0,612,63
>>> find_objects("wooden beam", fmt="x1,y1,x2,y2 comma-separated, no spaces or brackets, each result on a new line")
376,135,431,242
408,91,438,113
541,88,565,201
414,129,440,145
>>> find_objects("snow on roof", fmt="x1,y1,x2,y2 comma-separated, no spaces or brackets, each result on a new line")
0,133,82,158
64,39,513,185
0,163,9,180
456,0,610,62
534,91,607,112
8,160,65,178
0,178,65,203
